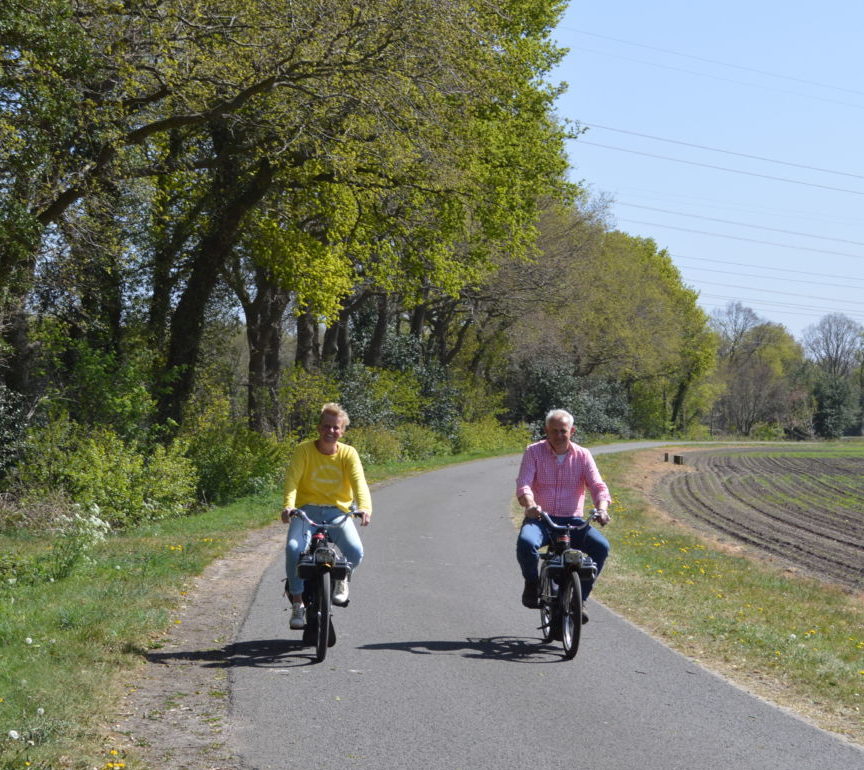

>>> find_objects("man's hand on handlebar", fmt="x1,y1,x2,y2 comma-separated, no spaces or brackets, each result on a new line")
524,504,542,520
280,506,297,524
593,508,611,526
355,509,371,527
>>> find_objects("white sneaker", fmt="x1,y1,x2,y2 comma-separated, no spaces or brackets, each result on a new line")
332,579,349,606
289,602,306,630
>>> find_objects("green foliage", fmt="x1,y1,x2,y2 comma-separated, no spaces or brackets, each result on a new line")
279,366,340,436
398,423,451,460
451,415,531,454
37,508,112,583
813,375,856,439
344,425,403,465
750,422,786,441
336,365,427,427
12,413,196,527
506,363,631,436
181,397,288,504
28,323,156,442
0,384,27,480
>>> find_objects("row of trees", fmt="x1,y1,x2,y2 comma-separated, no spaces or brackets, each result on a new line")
2,2,862,522
709,305,863,439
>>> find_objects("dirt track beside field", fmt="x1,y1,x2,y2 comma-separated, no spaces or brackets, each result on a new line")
651,447,864,592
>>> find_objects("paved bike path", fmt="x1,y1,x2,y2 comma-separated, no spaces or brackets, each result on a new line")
228,449,863,769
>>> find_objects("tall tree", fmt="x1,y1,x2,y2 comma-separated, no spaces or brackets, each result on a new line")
803,313,863,378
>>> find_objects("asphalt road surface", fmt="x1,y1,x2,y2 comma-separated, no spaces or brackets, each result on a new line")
228,449,864,769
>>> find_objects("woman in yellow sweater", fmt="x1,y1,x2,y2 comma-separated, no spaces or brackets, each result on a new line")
280,403,372,630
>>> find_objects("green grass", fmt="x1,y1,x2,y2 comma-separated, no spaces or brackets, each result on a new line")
0,492,280,770
593,447,864,744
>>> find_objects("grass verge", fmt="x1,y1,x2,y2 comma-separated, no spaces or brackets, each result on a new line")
591,448,863,745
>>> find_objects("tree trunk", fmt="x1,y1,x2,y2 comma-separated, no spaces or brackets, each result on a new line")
156,147,274,427
364,293,389,367
295,311,320,370
245,269,291,433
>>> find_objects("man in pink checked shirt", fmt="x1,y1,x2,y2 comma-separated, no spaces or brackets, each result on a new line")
515,408,612,616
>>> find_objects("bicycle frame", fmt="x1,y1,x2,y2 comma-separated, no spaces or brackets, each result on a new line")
537,510,600,659
290,510,356,662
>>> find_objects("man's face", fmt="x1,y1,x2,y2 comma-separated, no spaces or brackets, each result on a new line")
545,417,575,452
317,414,346,446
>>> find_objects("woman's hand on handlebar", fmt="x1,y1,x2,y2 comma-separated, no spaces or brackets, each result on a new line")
280,506,298,524
355,509,371,527
592,508,611,526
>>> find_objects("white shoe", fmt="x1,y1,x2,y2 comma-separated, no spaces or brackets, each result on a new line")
332,579,349,606
289,602,306,630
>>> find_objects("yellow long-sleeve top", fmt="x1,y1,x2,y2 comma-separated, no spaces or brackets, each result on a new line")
282,439,372,513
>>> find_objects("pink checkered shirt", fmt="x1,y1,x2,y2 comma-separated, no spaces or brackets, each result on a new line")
516,440,611,518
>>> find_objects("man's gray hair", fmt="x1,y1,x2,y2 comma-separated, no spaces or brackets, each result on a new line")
545,408,574,427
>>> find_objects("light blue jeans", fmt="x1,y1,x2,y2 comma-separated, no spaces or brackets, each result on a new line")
284,505,364,596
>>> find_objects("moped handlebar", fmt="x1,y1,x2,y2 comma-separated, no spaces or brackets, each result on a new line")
537,508,607,531
287,509,362,528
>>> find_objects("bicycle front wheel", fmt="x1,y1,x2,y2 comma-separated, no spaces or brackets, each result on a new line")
538,564,554,643
314,572,331,663
560,572,583,660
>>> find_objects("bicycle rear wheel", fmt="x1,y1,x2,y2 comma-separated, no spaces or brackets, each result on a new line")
314,573,331,663
560,572,583,660
538,565,554,643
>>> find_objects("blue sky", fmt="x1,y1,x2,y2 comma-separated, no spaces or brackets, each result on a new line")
550,1,864,342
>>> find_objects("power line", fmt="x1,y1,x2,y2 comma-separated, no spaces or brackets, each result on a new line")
678,265,864,292
689,279,864,307
560,28,864,98
619,218,864,259
697,294,864,323
618,202,864,247
564,46,864,112
607,185,863,228
585,124,864,181
577,141,864,196
672,254,864,285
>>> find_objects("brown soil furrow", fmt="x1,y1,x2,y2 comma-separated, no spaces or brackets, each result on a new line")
657,452,864,591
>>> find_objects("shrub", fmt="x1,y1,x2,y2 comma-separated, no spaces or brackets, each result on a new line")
398,423,450,461
12,413,197,527
451,416,532,454
37,506,112,581
182,399,288,504
337,365,427,427
344,425,402,465
750,422,785,441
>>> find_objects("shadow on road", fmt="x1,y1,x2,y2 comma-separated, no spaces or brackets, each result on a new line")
358,635,567,663
146,638,327,668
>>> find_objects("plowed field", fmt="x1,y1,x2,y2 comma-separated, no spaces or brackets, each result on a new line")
654,448,864,592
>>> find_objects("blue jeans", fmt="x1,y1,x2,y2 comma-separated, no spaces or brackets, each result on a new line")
284,505,364,596
516,516,610,600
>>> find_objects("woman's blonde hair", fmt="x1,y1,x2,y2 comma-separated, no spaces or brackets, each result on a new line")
320,402,350,427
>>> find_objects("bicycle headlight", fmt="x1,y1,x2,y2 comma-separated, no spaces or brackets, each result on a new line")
314,547,337,564
563,549,583,566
